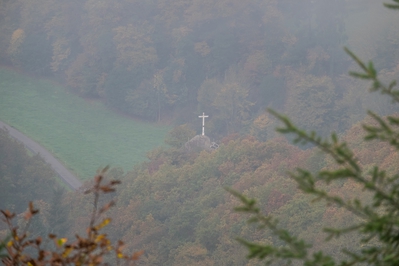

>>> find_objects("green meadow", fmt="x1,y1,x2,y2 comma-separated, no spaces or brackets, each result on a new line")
0,68,169,180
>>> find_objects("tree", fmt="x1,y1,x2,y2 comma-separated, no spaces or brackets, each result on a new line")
284,70,342,137
215,67,254,134
113,22,157,72
164,124,196,148
6,28,25,67
230,1,399,265
198,66,254,136
1,169,144,265
0,129,60,214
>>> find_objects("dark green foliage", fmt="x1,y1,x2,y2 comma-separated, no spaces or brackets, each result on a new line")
384,0,399,9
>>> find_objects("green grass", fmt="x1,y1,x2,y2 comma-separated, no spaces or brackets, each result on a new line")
0,68,169,180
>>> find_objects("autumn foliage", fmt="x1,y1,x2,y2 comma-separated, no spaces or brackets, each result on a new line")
3,0,395,138
1,170,143,265
2,110,399,264
228,2,399,264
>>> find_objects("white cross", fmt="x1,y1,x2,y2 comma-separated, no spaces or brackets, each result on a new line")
198,112,209,136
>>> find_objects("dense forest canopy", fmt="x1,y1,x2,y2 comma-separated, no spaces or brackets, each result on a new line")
2,0,399,265
1,0,398,138
2,116,398,264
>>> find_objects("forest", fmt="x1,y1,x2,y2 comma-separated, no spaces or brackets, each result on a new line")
1,0,398,138
2,0,399,265
2,116,399,264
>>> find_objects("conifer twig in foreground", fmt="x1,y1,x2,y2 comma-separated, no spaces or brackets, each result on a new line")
229,2,399,265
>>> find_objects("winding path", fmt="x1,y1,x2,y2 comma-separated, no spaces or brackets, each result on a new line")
0,121,82,190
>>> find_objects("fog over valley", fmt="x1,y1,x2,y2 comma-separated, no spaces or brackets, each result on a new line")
1,0,399,265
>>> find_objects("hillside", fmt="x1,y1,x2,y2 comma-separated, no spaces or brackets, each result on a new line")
0,120,82,189
0,128,63,214
9,115,393,265
1,0,398,139
2,0,399,265
0,68,169,179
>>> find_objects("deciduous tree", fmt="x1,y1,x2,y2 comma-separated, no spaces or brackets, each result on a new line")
230,2,399,265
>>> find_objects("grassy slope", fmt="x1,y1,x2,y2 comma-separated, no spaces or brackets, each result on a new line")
0,68,169,180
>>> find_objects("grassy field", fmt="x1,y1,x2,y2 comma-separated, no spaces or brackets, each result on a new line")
0,68,169,180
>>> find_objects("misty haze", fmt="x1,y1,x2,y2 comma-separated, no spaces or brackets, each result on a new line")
1,0,399,265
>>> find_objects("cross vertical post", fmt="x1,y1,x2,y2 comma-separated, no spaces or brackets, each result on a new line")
198,112,209,136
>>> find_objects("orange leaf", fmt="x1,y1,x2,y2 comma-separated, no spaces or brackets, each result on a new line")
132,250,144,260
95,175,103,184
24,211,33,220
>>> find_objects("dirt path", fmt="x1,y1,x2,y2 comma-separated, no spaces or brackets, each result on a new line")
0,121,82,190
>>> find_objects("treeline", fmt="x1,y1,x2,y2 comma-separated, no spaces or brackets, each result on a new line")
0,128,69,239
1,0,397,137
2,115,397,264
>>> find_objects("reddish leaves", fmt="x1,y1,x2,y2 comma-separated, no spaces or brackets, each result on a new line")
0,169,143,265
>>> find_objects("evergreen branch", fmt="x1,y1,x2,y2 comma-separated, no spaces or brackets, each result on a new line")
226,187,314,264
268,109,360,174
288,170,369,219
270,109,399,212
269,110,399,256
324,224,364,241
363,112,399,150
234,3,399,266
384,1,399,9
227,188,347,266
344,47,399,103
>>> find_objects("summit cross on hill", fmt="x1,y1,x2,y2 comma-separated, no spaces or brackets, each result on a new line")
198,112,208,136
